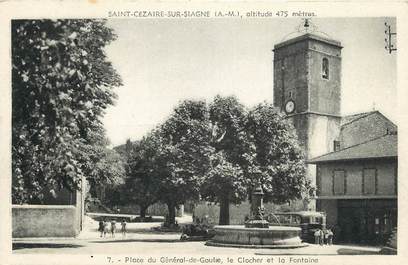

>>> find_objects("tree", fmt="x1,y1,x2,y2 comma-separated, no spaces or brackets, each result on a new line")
113,96,309,226
12,19,122,203
123,137,161,218
245,102,310,204
201,97,309,225
201,152,249,225
157,100,213,226
85,135,126,207
201,95,252,225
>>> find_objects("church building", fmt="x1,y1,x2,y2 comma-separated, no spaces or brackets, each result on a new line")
273,33,398,244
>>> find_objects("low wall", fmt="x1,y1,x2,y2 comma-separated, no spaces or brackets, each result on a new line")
194,202,250,225
194,201,307,225
12,205,79,238
112,203,184,217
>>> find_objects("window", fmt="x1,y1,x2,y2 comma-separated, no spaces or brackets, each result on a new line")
363,168,377,195
333,170,345,195
322,58,329,79
288,91,293,98
333,140,341,152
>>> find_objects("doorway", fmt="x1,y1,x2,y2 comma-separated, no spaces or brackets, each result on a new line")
337,199,397,245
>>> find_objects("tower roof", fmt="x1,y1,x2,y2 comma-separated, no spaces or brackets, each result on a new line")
274,33,343,50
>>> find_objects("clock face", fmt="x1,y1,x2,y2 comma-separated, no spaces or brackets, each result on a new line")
285,100,295,114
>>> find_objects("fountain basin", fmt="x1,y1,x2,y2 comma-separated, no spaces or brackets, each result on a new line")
206,225,307,249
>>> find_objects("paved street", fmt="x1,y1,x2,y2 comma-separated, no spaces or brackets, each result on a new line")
12,238,381,255
12,215,382,256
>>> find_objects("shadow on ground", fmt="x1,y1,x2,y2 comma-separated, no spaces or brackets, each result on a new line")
336,248,380,255
127,229,180,234
87,238,190,244
13,243,84,250
90,228,181,234
256,252,379,256
255,247,381,256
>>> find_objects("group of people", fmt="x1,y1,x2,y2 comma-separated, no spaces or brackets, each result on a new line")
314,228,334,245
98,219,127,238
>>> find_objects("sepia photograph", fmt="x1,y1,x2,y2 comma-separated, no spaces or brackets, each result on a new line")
0,1,406,264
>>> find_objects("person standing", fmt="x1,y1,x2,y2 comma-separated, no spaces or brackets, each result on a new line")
314,229,321,244
103,220,109,238
121,219,127,237
98,220,104,238
319,228,324,245
327,229,334,245
324,229,329,245
111,220,117,238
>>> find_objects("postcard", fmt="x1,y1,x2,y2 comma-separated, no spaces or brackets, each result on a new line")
0,1,407,265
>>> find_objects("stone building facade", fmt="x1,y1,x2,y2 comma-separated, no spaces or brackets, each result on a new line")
273,34,343,209
273,33,398,244
309,131,397,244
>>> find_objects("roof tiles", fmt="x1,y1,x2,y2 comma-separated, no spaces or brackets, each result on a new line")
308,133,397,163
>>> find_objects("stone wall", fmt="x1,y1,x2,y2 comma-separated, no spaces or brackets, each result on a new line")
273,40,309,112
113,202,184,217
273,35,342,116
12,205,79,238
340,112,397,149
308,40,342,116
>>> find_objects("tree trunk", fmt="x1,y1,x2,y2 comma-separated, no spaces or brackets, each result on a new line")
140,205,148,219
167,201,176,227
219,196,230,225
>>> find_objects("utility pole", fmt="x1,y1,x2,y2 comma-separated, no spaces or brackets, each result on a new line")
384,22,397,54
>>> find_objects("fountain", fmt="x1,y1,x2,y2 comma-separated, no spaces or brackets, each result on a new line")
206,185,307,248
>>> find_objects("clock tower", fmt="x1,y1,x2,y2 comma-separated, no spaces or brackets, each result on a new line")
273,33,343,209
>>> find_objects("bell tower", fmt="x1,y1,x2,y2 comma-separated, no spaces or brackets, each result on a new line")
273,32,343,209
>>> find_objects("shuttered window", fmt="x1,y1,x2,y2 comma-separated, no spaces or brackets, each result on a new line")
363,168,377,195
333,170,346,195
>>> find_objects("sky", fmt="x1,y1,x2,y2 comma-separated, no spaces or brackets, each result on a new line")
103,18,397,146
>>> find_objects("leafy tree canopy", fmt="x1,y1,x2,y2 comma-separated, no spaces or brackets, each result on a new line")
12,19,123,204
245,102,310,204
158,101,213,211
121,135,162,217
123,96,310,225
